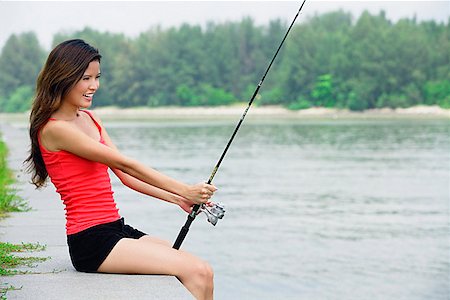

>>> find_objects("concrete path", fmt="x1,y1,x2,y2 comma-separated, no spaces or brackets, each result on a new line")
0,123,192,299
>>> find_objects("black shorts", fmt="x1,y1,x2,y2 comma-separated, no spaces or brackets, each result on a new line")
67,218,147,272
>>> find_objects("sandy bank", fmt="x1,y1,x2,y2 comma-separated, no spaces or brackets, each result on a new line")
1,105,449,122
93,105,450,120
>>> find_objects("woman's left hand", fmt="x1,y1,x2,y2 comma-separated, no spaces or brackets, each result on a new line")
178,197,197,213
178,198,216,214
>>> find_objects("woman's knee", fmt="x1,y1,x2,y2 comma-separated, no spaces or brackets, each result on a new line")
190,260,214,285
202,261,214,282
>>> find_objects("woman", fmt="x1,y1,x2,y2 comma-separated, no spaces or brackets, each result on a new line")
25,39,216,300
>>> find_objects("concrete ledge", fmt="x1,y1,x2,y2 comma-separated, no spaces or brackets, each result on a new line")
0,123,192,299
4,273,191,300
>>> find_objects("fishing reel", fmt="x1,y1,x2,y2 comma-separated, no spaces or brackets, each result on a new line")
197,202,225,226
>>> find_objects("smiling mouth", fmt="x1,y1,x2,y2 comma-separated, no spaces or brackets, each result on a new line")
83,93,94,99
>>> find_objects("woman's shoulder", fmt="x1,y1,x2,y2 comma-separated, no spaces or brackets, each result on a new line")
40,118,78,152
41,117,75,137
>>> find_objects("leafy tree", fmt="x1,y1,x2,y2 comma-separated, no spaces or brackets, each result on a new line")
3,85,34,112
311,74,334,107
287,96,312,110
424,80,450,108
0,11,449,111
0,32,45,111
176,84,197,106
197,84,236,106
259,87,284,105
176,83,236,106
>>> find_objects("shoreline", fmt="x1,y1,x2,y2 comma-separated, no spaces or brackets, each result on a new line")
1,105,449,122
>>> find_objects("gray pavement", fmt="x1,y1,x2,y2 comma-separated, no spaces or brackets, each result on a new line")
0,123,192,299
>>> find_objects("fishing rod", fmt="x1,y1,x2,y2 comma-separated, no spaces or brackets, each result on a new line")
173,0,307,250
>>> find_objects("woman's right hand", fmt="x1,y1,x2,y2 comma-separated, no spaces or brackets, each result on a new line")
183,182,217,205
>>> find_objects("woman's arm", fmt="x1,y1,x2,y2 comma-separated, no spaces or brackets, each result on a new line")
110,168,196,213
41,117,216,205
91,112,212,212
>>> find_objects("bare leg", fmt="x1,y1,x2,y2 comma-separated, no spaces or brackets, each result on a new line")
97,236,214,300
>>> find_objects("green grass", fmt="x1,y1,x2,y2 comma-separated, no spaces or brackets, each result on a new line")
0,242,48,299
0,284,21,300
0,242,47,276
0,136,48,299
0,138,28,217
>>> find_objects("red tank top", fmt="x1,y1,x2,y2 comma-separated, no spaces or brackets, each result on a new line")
39,110,120,235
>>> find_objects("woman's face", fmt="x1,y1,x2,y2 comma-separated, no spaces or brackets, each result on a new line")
64,60,101,109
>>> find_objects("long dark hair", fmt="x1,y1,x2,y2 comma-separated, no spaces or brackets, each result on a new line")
25,39,102,188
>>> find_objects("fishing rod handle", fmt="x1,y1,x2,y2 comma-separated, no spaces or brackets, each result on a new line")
172,210,197,249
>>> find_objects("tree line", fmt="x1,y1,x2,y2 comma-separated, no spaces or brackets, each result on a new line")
0,10,449,112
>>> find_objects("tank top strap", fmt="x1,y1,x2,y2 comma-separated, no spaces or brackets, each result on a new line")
80,110,102,134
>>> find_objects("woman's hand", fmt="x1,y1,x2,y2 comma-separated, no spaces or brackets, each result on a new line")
178,197,196,213
183,182,217,205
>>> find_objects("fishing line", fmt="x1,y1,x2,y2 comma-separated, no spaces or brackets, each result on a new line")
173,0,307,250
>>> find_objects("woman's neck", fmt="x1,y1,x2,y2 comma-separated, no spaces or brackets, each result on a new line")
52,105,81,121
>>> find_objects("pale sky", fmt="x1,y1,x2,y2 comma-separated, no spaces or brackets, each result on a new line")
0,1,449,51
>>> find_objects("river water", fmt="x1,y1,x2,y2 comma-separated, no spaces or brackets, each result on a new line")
103,117,449,300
